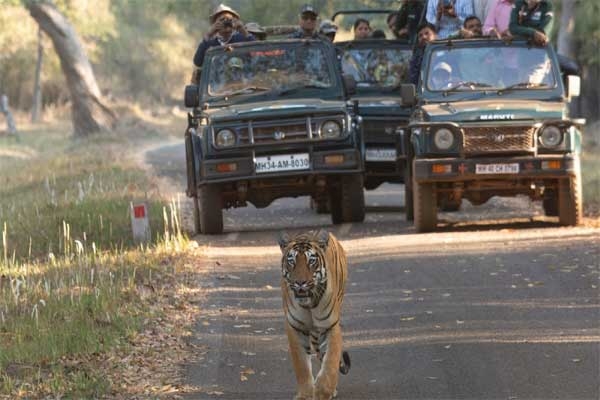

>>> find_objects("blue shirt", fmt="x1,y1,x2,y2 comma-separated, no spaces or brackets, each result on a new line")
193,32,255,68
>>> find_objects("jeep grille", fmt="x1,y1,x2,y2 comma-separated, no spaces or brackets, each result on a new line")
462,126,536,155
217,116,346,147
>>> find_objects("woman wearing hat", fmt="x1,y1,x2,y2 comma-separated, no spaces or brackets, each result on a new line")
193,4,254,71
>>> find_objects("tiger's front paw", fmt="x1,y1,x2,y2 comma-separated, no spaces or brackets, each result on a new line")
294,384,315,400
314,380,337,400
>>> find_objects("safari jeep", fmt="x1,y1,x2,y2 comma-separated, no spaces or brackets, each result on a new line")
405,38,584,232
336,38,414,191
184,39,365,234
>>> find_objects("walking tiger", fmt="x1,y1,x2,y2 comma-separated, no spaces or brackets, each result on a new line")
278,230,351,400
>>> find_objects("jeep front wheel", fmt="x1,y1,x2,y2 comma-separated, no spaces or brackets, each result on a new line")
199,184,223,234
413,177,437,233
192,196,202,234
558,173,582,226
331,174,365,224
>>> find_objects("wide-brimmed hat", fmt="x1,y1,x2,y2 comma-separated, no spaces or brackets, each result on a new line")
300,4,318,16
210,4,240,23
227,57,243,69
245,22,265,34
433,62,452,74
319,20,337,34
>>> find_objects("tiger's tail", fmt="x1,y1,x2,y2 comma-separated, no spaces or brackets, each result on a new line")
339,350,351,375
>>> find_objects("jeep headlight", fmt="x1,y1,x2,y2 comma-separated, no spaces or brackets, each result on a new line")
539,125,562,148
320,120,341,139
216,129,236,147
433,128,454,150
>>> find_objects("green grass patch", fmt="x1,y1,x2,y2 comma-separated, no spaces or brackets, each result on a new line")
0,118,187,398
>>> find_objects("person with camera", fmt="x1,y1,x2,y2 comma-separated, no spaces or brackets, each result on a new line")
192,4,254,73
509,0,553,46
425,0,474,39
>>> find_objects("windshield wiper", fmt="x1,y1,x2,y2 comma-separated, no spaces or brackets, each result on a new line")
443,81,493,95
212,86,270,101
497,82,548,94
277,83,329,96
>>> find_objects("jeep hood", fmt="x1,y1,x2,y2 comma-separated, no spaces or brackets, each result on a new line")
422,99,565,123
204,99,346,121
355,95,411,117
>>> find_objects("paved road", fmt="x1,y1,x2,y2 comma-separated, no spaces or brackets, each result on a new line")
146,144,600,400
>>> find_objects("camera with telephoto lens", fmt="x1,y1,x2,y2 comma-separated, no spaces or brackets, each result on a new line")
221,18,233,28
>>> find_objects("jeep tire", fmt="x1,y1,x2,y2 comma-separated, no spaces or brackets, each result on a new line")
558,172,582,226
192,196,202,234
199,184,223,234
310,197,330,214
542,189,558,217
413,176,437,233
404,166,414,221
331,174,365,224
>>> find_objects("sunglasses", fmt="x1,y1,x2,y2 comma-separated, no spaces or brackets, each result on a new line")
302,14,317,21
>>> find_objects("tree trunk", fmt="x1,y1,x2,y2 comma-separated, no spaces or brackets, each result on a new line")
1,95,18,136
26,1,116,137
557,0,576,58
31,27,43,123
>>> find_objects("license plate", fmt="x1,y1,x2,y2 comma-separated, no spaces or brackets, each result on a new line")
475,163,520,174
365,148,396,162
254,153,310,174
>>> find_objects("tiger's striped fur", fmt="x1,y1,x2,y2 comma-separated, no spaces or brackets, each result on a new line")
278,229,350,400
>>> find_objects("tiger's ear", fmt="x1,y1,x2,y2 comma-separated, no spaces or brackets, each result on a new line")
316,229,329,250
278,231,291,252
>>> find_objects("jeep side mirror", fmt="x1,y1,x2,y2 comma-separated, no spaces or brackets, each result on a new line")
566,75,581,101
184,85,200,108
343,74,357,96
400,84,416,106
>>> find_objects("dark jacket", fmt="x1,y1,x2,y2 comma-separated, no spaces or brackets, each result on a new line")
509,0,554,39
408,45,425,85
396,1,425,43
193,32,255,68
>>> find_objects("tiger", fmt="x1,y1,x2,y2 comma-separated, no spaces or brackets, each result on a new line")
278,229,351,400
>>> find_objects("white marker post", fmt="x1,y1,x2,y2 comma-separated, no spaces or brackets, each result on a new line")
130,202,151,244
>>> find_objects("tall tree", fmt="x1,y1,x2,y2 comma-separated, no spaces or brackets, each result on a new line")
31,27,43,123
25,1,116,137
557,0,576,58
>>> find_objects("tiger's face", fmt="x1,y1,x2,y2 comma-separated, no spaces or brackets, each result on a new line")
279,231,329,308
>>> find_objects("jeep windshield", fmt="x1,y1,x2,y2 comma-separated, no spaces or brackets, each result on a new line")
340,42,412,91
205,42,336,101
425,43,557,93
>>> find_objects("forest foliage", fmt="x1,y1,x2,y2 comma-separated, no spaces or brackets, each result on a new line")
0,0,598,118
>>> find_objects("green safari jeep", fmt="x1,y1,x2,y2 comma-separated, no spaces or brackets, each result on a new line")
184,39,365,234
404,39,585,232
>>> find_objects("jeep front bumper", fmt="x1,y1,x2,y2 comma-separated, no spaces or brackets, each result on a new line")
413,155,579,183
199,148,362,185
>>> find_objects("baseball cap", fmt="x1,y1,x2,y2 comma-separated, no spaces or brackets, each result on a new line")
210,4,240,23
319,20,337,34
300,4,318,16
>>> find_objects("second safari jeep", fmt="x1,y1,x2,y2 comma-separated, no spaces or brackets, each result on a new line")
336,38,414,190
184,39,365,234
405,38,584,232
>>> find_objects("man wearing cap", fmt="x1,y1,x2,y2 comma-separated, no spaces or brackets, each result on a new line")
319,19,338,42
192,4,254,71
289,4,323,39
